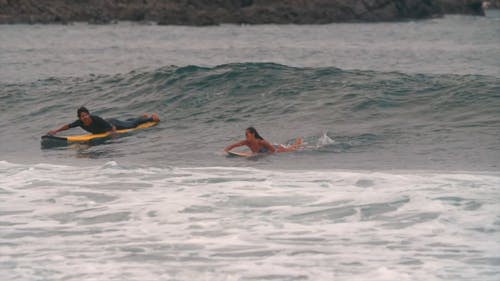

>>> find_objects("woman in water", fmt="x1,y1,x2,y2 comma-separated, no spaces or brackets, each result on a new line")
224,127,302,154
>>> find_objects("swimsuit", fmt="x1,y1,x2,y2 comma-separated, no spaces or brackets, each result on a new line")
258,144,279,153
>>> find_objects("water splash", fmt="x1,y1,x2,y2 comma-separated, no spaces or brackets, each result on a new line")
316,131,335,149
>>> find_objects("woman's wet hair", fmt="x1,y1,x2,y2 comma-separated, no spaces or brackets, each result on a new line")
77,106,90,118
246,127,263,140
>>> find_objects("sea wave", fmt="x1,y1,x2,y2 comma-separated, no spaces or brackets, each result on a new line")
4,63,498,121
1,63,499,170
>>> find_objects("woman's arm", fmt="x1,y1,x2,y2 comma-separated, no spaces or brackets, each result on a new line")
224,140,247,152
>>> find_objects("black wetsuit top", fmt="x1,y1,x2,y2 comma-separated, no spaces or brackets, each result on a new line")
68,115,113,134
68,115,153,134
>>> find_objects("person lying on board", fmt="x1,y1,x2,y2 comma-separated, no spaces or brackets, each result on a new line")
47,106,160,136
224,126,302,154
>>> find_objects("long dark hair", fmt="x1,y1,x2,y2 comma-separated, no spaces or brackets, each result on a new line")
246,127,264,140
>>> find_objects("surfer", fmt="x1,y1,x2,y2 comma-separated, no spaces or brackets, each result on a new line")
224,127,302,154
47,106,160,136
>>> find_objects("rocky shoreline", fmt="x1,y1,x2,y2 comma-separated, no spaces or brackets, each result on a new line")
0,0,486,25
483,0,500,8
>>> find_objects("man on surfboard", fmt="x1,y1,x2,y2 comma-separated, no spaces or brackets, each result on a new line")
224,127,302,154
47,106,160,136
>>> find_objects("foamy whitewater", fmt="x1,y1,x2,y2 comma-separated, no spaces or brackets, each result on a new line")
1,14,500,280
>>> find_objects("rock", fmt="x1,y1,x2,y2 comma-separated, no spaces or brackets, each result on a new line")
0,0,486,25
436,0,485,15
484,0,500,9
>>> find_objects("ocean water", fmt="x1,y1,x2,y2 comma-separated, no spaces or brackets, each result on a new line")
1,14,500,280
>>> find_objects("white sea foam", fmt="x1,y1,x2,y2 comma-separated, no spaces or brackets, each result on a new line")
0,161,499,280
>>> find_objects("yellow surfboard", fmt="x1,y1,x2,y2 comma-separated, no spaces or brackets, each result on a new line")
41,121,158,147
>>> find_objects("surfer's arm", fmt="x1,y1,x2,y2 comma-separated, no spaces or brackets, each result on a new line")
48,119,81,135
47,124,70,135
224,140,247,152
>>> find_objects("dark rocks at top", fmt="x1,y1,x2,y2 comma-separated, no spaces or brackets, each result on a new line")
0,0,486,25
